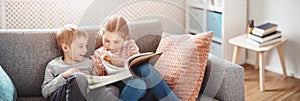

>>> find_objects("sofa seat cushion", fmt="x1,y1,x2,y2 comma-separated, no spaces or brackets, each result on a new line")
17,97,46,101
154,32,213,100
0,65,17,101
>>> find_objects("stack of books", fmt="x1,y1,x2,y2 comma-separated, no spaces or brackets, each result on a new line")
247,22,282,47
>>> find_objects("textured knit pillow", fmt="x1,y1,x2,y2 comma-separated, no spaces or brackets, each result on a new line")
154,32,213,100
0,65,17,101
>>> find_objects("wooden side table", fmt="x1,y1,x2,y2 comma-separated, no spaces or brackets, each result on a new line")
229,34,288,91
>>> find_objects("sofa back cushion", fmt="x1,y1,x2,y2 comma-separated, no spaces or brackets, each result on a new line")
0,29,59,97
0,19,162,97
129,19,163,53
0,28,98,97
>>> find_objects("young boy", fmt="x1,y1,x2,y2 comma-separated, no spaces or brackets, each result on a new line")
41,25,119,101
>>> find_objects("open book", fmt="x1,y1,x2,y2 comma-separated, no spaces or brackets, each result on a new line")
86,52,162,89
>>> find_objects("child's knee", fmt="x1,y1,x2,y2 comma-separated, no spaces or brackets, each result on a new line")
136,63,154,77
126,78,146,90
72,72,88,85
105,85,120,97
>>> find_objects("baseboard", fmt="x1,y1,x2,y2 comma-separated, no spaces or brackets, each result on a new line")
245,61,300,79
294,74,300,79
246,51,300,79
264,65,291,76
265,66,300,79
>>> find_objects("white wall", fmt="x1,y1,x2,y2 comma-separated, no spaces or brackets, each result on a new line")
248,0,300,79
0,0,186,34
80,0,186,34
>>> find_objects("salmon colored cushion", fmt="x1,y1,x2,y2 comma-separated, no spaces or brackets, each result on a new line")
154,32,213,100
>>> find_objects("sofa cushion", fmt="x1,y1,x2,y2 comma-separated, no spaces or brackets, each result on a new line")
129,19,163,53
17,97,46,101
135,35,161,53
154,32,213,100
0,29,60,97
0,65,17,101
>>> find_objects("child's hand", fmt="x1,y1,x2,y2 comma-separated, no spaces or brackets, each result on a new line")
101,51,112,64
109,55,123,67
91,55,106,76
62,68,80,79
103,55,112,64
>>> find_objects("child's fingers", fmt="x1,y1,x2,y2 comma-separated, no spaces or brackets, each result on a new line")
73,68,80,72
105,54,112,58
94,63,103,70
100,64,105,69
104,55,111,61
90,55,96,61
91,55,101,63
90,55,93,59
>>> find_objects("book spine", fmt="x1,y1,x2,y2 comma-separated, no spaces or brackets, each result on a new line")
247,38,260,47
248,31,281,43
252,27,265,33
251,28,264,36
248,34,263,42
247,37,282,47
259,38,282,47
252,23,278,37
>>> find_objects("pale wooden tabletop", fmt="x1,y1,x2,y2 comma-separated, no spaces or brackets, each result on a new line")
229,34,288,52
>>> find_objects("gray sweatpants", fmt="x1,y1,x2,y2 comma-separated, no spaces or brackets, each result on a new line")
75,73,120,101
50,72,119,101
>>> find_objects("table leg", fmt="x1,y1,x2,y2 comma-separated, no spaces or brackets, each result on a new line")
259,51,265,91
232,46,241,64
277,44,287,78
255,52,259,70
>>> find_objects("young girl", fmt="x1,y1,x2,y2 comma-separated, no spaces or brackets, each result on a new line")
91,16,180,101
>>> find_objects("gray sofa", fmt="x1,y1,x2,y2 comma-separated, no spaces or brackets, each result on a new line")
0,20,244,101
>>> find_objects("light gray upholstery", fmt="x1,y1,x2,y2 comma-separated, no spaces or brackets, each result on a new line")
198,54,245,101
0,29,60,97
17,97,46,101
0,20,244,101
128,19,163,53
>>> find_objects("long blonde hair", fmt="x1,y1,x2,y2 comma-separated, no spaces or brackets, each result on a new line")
100,15,129,40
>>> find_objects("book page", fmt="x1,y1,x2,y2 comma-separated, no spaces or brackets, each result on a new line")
86,52,162,89
101,51,162,74
86,69,132,89
99,51,127,74
126,52,162,67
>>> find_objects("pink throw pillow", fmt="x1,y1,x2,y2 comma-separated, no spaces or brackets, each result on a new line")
154,32,213,100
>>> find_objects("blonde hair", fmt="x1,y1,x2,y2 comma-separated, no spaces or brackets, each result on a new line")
56,24,88,51
100,15,129,40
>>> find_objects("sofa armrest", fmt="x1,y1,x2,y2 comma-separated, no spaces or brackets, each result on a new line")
199,54,244,101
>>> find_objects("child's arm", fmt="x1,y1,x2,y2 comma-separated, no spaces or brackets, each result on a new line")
108,55,124,67
108,40,140,67
91,55,106,76
127,40,140,56
62,68,80,78
92,47,109,76
42,64,81,98
41,64,68,98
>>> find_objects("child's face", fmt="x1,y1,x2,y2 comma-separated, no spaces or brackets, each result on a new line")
64,37,88,63
102,32,125,53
